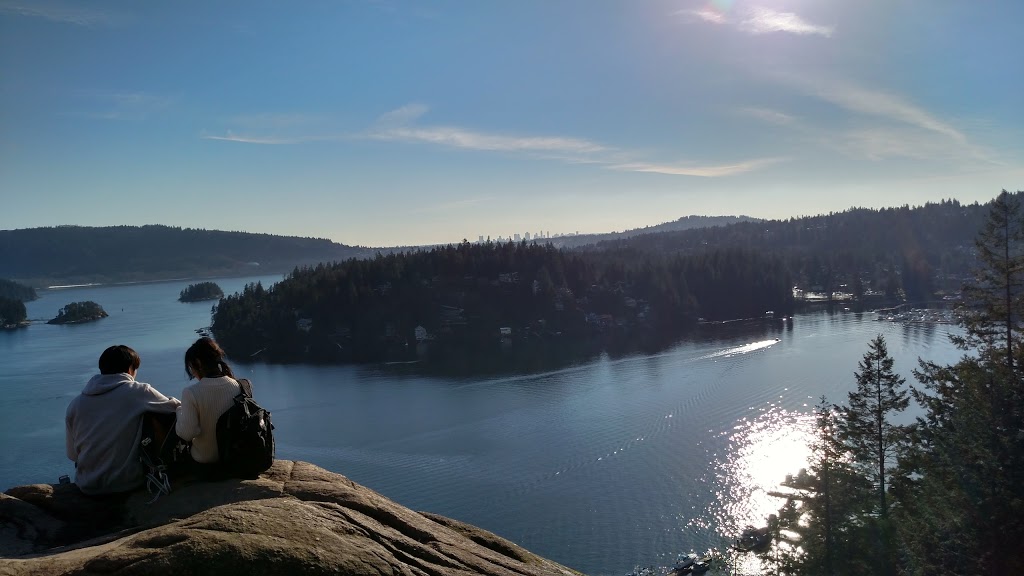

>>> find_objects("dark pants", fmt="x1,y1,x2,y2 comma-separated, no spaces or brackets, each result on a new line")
142,411,233,484
174,449,230,482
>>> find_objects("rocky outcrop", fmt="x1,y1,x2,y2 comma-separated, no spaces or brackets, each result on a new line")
0,461,581,576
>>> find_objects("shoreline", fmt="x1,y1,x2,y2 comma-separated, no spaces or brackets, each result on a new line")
34,272,286,293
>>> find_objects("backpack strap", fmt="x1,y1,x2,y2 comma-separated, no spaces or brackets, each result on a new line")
237,378,253,398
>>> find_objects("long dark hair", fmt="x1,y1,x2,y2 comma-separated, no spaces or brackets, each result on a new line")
184,337,235,380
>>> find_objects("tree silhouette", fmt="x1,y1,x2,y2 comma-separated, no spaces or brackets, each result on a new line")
954,190,1024,371
838,335,909,519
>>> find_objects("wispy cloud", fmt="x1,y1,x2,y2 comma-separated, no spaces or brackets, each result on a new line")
747,76,990,164
200,131,328,145
809,81,965,142
739,107,795,125
201,113,337,144
609,158,783,177
0,1,120,27
376,103,429,127
686,8,726,25
367,105,607,154
830,126,995,164
204,103,779,177
370,126,608,155
680,5,832,38
835,128,951,161
367,106,781,175
739,7,833,37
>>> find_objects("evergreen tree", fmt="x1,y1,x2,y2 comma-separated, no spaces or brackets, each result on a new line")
903,358,1016,575
838,335,909,520
179,281,224,302
900,191,1024,575
953,190,1024,371
779,397,873,576
0,296,27,325
835,335,909,576
778,196,1024,575
0,278,37,302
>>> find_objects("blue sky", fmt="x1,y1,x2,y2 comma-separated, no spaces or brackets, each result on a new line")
1,1,1021,247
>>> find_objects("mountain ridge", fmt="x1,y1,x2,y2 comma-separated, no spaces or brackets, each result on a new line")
1,216,754,287
0,225,374,287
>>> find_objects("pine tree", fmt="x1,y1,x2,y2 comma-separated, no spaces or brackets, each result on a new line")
838,335,909,519
813,398,842,575
904,358,1008,574
900,191,1024,575
953,190,1024,371
831,336,909,576
780,397,873,576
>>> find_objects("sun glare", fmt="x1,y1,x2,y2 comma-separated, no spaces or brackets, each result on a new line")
716,405,814,533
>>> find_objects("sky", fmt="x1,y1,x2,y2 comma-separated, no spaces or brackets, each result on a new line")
1,1,1022,247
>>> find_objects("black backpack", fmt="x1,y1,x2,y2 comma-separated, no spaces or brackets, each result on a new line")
216,378,275,479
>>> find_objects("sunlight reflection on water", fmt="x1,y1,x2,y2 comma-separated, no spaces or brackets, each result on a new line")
688,403,814,573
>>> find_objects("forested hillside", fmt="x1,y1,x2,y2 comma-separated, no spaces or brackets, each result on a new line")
211,242,794,368
0,279,37,301
755,191,1024,576
588,198,997,301
547,215,759,249
0,225,372,286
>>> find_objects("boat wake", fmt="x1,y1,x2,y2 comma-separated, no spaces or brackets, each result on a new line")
702,339,780,360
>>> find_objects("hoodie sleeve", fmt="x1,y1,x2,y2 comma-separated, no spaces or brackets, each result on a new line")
65,404,77,462
175,387,201,441
138,382,181,413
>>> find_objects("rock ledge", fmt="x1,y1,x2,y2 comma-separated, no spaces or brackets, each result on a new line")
0,460,580,576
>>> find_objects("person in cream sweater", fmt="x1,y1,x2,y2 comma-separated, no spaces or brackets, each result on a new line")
175,337,242,471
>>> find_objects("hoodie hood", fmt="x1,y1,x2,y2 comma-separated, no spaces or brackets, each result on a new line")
82,373,134,396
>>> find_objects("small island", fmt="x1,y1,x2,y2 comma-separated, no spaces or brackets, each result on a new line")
47,301,108,325
0,296,29,329
179,282,224,302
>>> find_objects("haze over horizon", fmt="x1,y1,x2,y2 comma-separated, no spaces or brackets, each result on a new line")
2,1,1022,247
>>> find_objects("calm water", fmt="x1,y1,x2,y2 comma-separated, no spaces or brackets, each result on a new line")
0,277,962,575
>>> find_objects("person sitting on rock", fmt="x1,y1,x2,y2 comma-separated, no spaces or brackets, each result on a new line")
65,345,181,495
174,337,243,477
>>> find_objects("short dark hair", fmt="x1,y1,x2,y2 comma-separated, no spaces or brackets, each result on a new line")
98,345,141,375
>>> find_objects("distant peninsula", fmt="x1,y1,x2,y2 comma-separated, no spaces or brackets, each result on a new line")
47,301,108,325
179,282,224,302
0,225,374,287
211,241,794,371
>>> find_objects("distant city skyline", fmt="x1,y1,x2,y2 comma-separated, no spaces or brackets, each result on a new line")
475,231,570,244
1,1,1021,247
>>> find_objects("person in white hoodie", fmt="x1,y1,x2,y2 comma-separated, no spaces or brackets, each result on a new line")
65,345,180,495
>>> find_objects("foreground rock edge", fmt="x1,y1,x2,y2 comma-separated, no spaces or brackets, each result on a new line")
1,460,582,576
